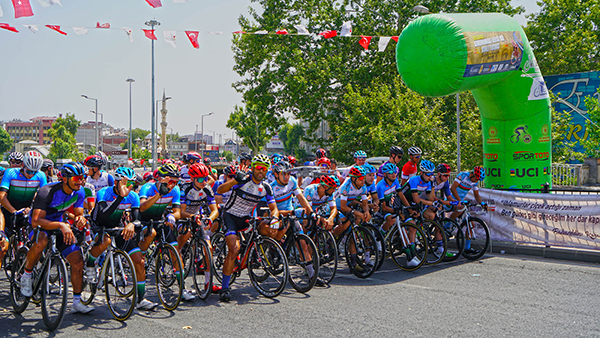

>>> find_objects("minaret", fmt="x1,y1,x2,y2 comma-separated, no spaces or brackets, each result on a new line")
161,90,168,158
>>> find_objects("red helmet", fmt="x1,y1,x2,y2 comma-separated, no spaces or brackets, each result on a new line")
287,155,297,165
143,172,154,182
83,155,103,168
349,166,366,178
315,148,326,159
153,168,159,179
320,175,340,188
436,163,452,174
186,152,202,161
223,165,237,176
204,157,212,165
188,163,210,178
316,157,331,168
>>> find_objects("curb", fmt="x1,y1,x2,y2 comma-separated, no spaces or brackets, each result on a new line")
490,241,600,264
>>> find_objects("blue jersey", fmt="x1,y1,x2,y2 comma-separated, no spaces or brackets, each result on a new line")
303,184,335,208
376,178,400,205
31,182,85,223
0,168,47,210
400,175,432,204
454,172,479,200
139,183,181,221
269,176,301,211
335,178,368,209
96,186,140,225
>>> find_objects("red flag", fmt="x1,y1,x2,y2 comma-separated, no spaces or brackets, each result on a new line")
0,23,19,33
391,36,398,42
96,22,110,29
319,30,337,39
145,0,162,8
12,0,34,18
275,29,288,35
143,29,157,40
46,25,67,35
359,35,372,50
232,30,246,34
185,31,200,49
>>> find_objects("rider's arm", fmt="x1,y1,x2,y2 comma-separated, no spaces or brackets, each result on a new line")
216,178,238,194
0,193,17,214
179,203,194,219
450,181,461,202
140,194,161,212
208,203,218,222
294,191,313,215
473,189,483,204
340,198,351,214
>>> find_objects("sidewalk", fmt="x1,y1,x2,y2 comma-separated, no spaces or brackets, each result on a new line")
490,241,600,264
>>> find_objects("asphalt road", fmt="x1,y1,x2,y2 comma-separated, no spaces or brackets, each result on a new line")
1,254,599,338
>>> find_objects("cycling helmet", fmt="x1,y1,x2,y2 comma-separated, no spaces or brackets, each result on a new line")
114,167,136,180
186,152,202,161
380,162,398,174
156,163,180,177
287,155,297,165
203,157,212,165
23,151,44,171
135,173,144,185
315,148,327,159
270,153,284,164
84,155,104,168
353,150,367,159
223,165,237,176
349,166,367,178
251,154,271,168
474,166,485,181
240,152,252,161
272,161,291,173
143,172,154,182
408,147,422,156
188,163,210,178
96,151,108,166
362,163,377,174
60,162,86,178
320,175,340,188
181,153,189,162
436,163,452,174
390,146,404,156
153,168,159,179
316,157,331,167
8,152,23,162
419,159,435,173
41,158,54,170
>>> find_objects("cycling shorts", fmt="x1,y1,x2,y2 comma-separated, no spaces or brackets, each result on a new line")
222,212,251,237
91,226,140,256
28,227,80,258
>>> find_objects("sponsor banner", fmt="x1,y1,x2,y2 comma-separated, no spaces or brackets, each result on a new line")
463,31,523,78
471,189,600,250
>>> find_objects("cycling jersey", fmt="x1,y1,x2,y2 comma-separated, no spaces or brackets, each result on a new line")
181,184,215,215
212,179,232,205
30,182,85,223
95,186,140,226
376,160,399,178
335,178,368,210
265,170,276,185
269,176,301,211
376,178,400,204
303,183,335,208
87,171,114,191
139,182,181,221
223,174,275,218
0,168,47,210
454,171,479,200
400,175,432,204
180,165,191,183
432,177,451,199
401,161,418,181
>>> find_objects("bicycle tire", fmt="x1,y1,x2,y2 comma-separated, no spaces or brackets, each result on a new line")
181,241,193,279
440,218,464,262
155,243,184,311
191,239,213,300
3,238,16,281
418,220,447,266
9,246,30,313
314,229,337,284
461,217,490,260
389,223,427,272
105,249,137,321
248,237,289,298
41,256,68,331
345,226,379,279
286,234,319,293
80,263,97,306
362,223,385,271
211,232,226,284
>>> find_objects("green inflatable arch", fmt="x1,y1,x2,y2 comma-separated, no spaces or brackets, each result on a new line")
396,13,552,189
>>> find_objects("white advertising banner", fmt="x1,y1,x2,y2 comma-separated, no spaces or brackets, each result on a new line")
472,189,600,250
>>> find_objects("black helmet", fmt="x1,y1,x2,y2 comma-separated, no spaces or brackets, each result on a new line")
390,146,404,156
273,161,291,173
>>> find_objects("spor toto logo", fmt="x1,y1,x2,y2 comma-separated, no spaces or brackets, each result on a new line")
513,151,550,161
484,153,498,161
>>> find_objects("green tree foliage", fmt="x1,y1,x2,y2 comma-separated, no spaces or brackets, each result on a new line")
286,123,306,158
122,128,151,150
0,128,13,154
582,89,600,158
221,150,235,161
48,113,81,162
547,92,586,162
226,105,282,154
524,0,600,76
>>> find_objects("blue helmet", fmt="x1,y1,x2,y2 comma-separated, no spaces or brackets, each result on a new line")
380,162,398,174
349,166,367,178
353,150,367,159
419,159,435,173
361,163,377,174
60,162,86,178
474,166,485,181
115,167,136,180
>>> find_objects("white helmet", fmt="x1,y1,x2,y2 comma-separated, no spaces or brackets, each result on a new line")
24,151,44,171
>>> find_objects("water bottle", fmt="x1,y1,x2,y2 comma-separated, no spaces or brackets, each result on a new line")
97,252,106,267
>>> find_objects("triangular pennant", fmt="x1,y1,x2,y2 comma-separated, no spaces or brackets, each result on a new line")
146,0,162,8
122,27,134,42
49,0,62,6
391,36,398,42
378,37,391,52
232,30,246,34
12,0,34,18
72,27,88,35
276,29,288,35
319,30,337,39
294,25,309,35
22,24,37,33
254,30,268,35
207,31,222,35
143,29,157,40
164,30,177,48
340,21,352,37
96,22,110,29
0,23,19,33
173,0,189,2
46,25,67,35
0,5,3,17
185,30,199,48
359,36,372,50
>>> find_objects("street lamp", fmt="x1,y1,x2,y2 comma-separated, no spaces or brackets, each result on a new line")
89,110,103,150
145,18,161,170
81,94,98,150
201,112,214,151
126,78,135,160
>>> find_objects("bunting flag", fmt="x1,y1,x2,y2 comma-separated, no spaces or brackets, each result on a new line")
359,35,372,50
232,30,246,34
146,0,162,8
378,36,391,52
49,0,62,6
275,29,288,35
96,22,110,29
207,31,222,35
0,4,4,17
172,0,189,2
0,23,19,33
294,25,309,35
23,24,37,33
319,30,337,39
185,30,199,48
46,25,67,35
340,21,352,37
254,30,268,35
143,29,157,40
391,36,398,42
72,26,88,35
164,30,176,48
122,27,134,42
12,0,34,18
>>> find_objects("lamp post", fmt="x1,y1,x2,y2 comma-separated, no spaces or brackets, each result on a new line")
81,94,98,150
195,125,198,151
201,112,214,152
145,19,161,170
126,78,135,160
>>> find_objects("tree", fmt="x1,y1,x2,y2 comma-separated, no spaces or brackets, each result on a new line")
582,89,600,158
286,123,305,158
0,128,12,154
524,0,600,76
226,105,283,154
278,123,291,153
122,128,151,150
48,113,81,162
221,150,235,161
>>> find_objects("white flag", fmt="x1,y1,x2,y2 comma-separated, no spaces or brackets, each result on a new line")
378,37,391,52
23,25,39,33
340,21,352,37
164,30,177,48
207,31,223,35
37,0,51,7
294,25,310,35
0,4,3,17
72,27,88,35
254,30,268,35
122,27,134,42
49,0,62,5
173,0,189,2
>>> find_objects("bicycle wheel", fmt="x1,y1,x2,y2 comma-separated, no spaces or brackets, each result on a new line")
418,220,447,266
389,223,427,272
345,226,379,279
362,223,385,271
80,263,97,306
155,243,184,311
440,218,464,262
211,232,226,284
248,237,289,298
286,234,319,293
314,229,337,284
181,241,193,279
9,246,30,313
461,217,490,260
105,250,137,321
41,256,68,331
191,239,213,300
3,239,16,281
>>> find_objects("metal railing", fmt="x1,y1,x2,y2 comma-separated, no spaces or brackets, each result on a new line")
551,163,586,186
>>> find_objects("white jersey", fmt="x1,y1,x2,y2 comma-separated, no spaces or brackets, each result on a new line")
87,171,113,191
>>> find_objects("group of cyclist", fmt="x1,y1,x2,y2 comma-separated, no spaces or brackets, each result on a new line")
0,145,488,327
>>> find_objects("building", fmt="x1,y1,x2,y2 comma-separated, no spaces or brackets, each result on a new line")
4,116,58,146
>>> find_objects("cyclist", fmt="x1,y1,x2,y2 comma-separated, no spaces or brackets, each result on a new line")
84,155,114,191
203,157,219,182
300,175,339,232
401,147,422,185
41,159,55,183
180,152,202,185
269,160,313,228
212,165,237,234
377,146,403,183
238,153,252,172
143,172,154,184
362,163,380,213
449,166,487,256
431,163,456,208
287,155,298,167
8,152,24,168
375,162,401,235
90,167,157,310
341,150,367,179
180,163,221,293
21,162,94,314
216,154,280,302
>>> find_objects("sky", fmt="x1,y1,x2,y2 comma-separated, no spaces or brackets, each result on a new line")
0,0,540,142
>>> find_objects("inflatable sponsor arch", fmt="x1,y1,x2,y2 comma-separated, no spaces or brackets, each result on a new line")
396,13,551,189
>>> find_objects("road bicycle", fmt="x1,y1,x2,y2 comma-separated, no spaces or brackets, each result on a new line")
404,203,448,266
2,211,30,281
280,214,319,293
178,217,213,300
335,212,379,279
454,200,491,260
304,210,338,285
382,208,428,272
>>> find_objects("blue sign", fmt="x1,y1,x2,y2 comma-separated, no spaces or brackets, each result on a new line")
202,150,219,162
544,71,600,153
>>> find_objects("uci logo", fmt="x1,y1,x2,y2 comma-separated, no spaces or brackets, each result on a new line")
488,168,501,178
511,168,539,178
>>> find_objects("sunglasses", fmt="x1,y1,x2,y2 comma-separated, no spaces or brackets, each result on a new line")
441,174,450,177
168,179,179,185
424,172,434,177
10,161,22,165
254,165,268,171
195,177,208,183
71,175,85,182
228,175,236,179
413,155,421,159
25,169,38,175
352,176,365,180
